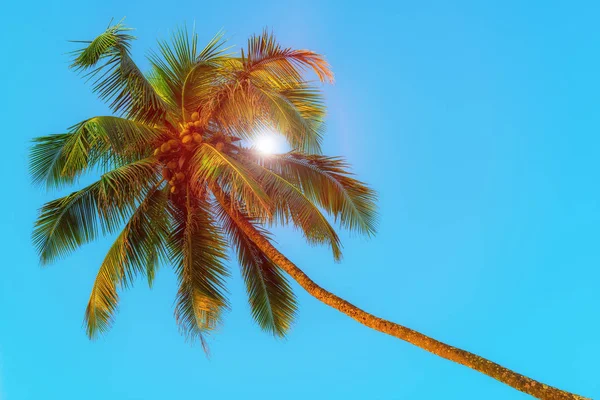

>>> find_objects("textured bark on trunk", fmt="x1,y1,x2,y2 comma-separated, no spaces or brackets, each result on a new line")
213,190,588,400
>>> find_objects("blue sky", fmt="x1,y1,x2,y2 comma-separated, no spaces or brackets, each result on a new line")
1,1,598,399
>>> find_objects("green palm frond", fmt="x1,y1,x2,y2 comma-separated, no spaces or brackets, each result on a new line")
257,152,378,236
71,21,168,124
213,192,296,337
169,194,230,351
85,185,169,339
30,116,164,189
246,161,342,261
29,133,72,189
180,59,229,117
191,144,272,217
33,158,160,265
149,27,229,114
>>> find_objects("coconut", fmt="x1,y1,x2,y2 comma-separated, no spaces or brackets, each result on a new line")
168,139,179,148
175,172,185,181
167,161,177,169
182,135,193,144
191,112,199,121
186,122,195,129
193,133,203,144
161,143,171,152
170,186,178,194
215,142,225,152
193,121,202,128
180,129,190,137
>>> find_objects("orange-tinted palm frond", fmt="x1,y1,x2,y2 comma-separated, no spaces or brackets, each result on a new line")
239,159,342,261
256,152,378,236
190,143,272,217
243,29,333,84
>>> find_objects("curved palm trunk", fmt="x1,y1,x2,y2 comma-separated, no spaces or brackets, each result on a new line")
213,193,588,400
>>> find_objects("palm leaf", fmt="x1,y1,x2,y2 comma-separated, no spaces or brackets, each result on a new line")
169,193,230,351
212,190,296,336
241,160,342,261
85,185,169,338
191,144,272,217
243,29,334,84
33,158,160,265
257,152,378,236
30,116,164,189
149,27,229,115
71,21,167,124
251,82,324,153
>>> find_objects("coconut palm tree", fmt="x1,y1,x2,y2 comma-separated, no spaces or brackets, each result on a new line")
30,22,586,400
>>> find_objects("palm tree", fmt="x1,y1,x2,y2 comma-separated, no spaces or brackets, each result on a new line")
30,22,586,400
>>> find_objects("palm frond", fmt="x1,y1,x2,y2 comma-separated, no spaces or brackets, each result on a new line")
71,21,167,124
32,158,160,265
181,30,230,115
201,76,324,153
243,160,342,261
212,191,296,336
30,116,164,189
257,152,378,236
168,194,230,351
244,29,334,84
149,27,229,115
85,185,169,338
191,144,272,217
252,82,324,153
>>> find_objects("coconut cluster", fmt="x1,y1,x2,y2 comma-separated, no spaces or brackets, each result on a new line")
152,112,205,195
152,111,242,195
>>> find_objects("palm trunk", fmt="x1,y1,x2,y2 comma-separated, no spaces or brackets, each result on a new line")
213,191,588,400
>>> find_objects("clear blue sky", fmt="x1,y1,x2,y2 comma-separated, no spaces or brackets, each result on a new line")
1,1,598,399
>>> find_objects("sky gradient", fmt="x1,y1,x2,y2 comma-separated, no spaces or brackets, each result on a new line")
1,1,598,399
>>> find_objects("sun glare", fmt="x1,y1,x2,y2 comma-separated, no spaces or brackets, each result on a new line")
254,130,284,154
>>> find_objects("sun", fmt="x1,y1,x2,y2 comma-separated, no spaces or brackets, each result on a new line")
254,129,284,154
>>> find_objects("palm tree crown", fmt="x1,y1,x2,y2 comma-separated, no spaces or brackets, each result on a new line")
30,22,377,348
